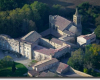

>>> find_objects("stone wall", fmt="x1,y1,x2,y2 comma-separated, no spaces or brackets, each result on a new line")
54,46,70,58
0,35,20,53
0,35,33,59
33,51,50,61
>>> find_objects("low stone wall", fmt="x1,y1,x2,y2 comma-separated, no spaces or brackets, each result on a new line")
69,67,93,77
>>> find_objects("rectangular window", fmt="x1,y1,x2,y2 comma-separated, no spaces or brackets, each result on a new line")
27,48,29,50
15,48,17,51
20,49,22,53
24,51,26,55
27,52,29,55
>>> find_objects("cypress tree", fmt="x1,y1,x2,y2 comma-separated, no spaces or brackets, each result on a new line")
12,61,16,73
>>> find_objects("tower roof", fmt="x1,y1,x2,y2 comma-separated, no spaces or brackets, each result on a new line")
75,8,79,15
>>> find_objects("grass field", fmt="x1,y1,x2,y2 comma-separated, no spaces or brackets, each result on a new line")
0,62,28,77
29,0,100,9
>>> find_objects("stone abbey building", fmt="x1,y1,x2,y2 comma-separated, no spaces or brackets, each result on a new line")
0,8,85,61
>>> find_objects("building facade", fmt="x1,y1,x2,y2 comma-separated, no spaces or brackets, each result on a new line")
77,32,96,46
0,31,71,60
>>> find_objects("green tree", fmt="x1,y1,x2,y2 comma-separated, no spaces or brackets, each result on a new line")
0,0,27,11
95,16,100,26
67,48,84,71
12,61,16,73
84,68,88,73
94,25,100,39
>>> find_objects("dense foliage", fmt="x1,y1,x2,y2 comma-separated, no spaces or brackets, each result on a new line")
77,2,100,36
67,44,100,76
0,56,28,77
94,25,100,39
12,61,16,73
0,1,50,38
0,1,69,38
0,56,13,68
0,1,100,39
0,0,27,11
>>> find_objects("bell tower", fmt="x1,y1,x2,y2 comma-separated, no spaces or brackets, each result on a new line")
73,8,82,36
73,8,81,25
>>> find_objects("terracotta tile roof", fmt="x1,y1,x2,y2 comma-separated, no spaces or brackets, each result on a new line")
51,38,65,45
63,36,74,41
18,39,33,45
33,45,57,56
21,31,41,42
34,58,58,69
78,33,96,40
32,59,50,67
38,71,57,77
28,70,39,76
78,35,85,37
68,25,77,34
63,30,75,36
51,15,72,31
38,72,47,77
56,62,69,73
84,33,96,40
56,45,70,51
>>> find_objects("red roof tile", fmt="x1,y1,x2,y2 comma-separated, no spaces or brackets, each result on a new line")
33,45,57,56
34,58,58,69
51,15,72,31
56,62,69,73
83,34,96,40
38,72,47,77
28,70,39,76
51,38,65,45
78,33,96,40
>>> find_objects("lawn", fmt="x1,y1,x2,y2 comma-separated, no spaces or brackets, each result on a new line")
32,60,38,63
0,62,28,77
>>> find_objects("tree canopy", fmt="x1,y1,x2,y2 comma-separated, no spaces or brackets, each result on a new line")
0,1,50,38
68,44,100,72
77,2,100,35
94,25,100,39
0,0,28,11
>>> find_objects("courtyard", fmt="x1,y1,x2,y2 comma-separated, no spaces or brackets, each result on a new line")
0,50,32,69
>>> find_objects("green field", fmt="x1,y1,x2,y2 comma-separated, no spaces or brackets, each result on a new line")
0,62,28,77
